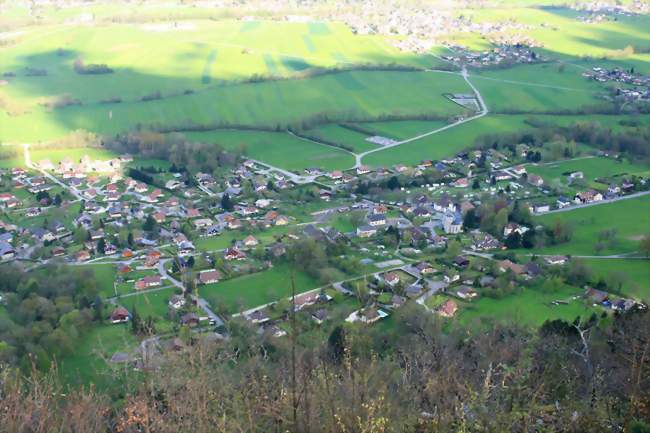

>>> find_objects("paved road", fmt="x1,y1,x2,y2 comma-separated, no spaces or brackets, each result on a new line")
23,144,84,200
534,190,650,215
249,158,316,184
353,68,489,168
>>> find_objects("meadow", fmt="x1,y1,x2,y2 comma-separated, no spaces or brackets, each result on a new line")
349,119,449,140
534,194,650,256
184,129,355,171
304,124,379,153
202,263,320,314
579,258,650,301
527,156,650,190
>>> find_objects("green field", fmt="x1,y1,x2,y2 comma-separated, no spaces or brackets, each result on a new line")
534,195,650,256
202,263,320,314
351,119,449,140
0,69,471,143
185,129,355,171
472,63,608,113
363,114,534,167
305,124,378,153
580,258,650,301
124,287,180,333
458,284,595,327
76,264,117,299
528,156,650,190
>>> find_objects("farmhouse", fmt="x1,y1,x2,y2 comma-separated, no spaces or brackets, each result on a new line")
135,275,161,290
198,269,221,285
110,306,130,324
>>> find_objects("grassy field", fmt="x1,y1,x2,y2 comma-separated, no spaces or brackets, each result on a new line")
534,195,650,256
305,124,378,153
528,157,650,190
363,114,534,167
0,69,471,143
579,258,650,302
202,263,320,314
472,63,608,113
123,287,180,333
351,119,449,140
185,129,355,171
458,284,595,328
76,264,117,299
58,323,138,388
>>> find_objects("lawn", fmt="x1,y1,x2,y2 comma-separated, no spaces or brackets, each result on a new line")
527,156,650,190
352,119,449,140
202,263,320,314
579,258,650,302
184,129,355,171
458,284,596,328
533,195,650,256
195,225,292,251
304,124,378,153
123,287,181,333
58,323,138,388
75,264,117,299
363,114,535,167
0,69,471,143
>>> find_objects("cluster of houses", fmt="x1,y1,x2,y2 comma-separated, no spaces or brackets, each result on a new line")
582,67,650,102
441,44,544,68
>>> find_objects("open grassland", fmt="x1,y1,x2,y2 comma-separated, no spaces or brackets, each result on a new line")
458,284,596,328
0,20,431,106
472,63,609,113
203,263,319,314
185,129,355,171
351,119,449,140
579,258,650,301
528,157,650,189
363,114,534,167
534,195,650,256
0,70,471,143
124,287,179,333
58,323,137,388
304,124,379,153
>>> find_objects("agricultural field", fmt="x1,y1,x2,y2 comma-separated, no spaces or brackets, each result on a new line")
527,156,650,190
458,284,596,328
350,119,449,141
534,195,650,256
304,124,379,154
202,263,320,314
580,258,650,301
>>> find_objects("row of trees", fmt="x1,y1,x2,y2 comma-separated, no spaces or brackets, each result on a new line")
1,305,648,432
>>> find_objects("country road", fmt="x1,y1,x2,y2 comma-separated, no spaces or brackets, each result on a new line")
534,190,650,215
353,67,489,168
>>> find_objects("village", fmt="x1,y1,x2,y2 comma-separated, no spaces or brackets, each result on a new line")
0,129,647,367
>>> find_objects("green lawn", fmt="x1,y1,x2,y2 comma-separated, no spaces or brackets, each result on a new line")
534,195,650,256
58,323,138,388
458,284,595,328
184,129,355,171
305,124,378,153
528,157,650,190
202,263,320,314
580,258,650,302
195,225,292,251
124,287,180,333
75,264,117,299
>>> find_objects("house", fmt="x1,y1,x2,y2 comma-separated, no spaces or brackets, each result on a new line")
503,223,529,237
224,247,246,261
357,165,371,175
574,190,603,204
544,255,568,265
533,204,550,213
527,174,544,187
110,306,130,324
405,284,424,298
144,250,162,268
524,262,542,277
367,214,386,227
415,262,435,275
384,272,400,286
436,299,458,318
356,225,377,238
193,218,213,230
585,287,609,304
180,312,200,327
346,307,389,324
153,211,166,224
169,294,186,309
243,235,259,247
391,295,406,309
498,259,525,275
198,269,221,285
329,170,343,180
0,242,15,261
556,196,571,208
456,286,478,300
135,275,162,290
185,208,201,219
442,212,463,234
312,308,329,324
76,250,91,262
453,255,470,268
294,291,331,311
246,309,270,324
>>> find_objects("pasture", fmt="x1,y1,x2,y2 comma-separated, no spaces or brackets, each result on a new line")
350,119,449,140
202,263,320,314
534,195,650,256
579,258,650,301
305,124,379,153
184,129,355,171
